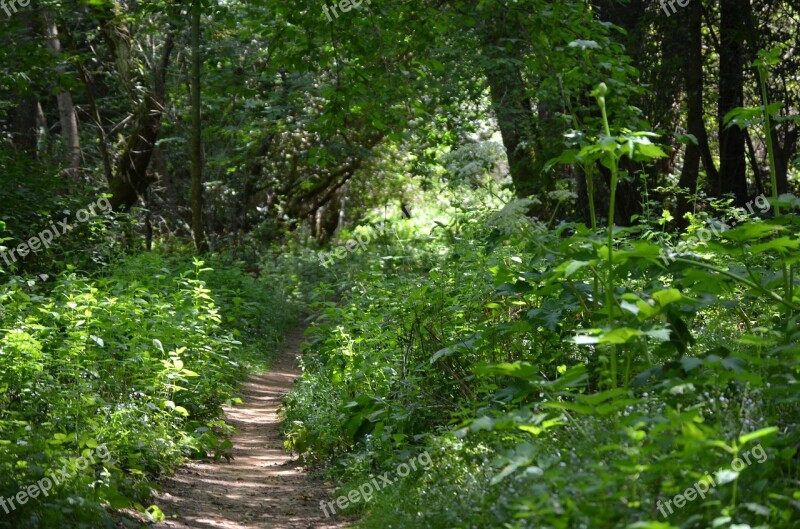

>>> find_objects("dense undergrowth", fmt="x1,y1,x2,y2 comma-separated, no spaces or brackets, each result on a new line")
282,185,800,528
0,248,298,528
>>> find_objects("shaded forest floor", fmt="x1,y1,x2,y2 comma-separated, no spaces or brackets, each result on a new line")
153,326,355,529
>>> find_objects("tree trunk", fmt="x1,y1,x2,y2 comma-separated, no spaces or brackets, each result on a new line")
95,1,177,212
190,0,208,253
109,89,170,211
13,96,38,157
44,12,81,172
76,62,113,184
717,0,748,205
106,34,175,211
773,127,797,196
10,9,39,157
677,0,718,225
479,17,537,200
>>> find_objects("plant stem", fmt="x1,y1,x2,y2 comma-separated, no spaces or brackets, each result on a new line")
758,63,792,315
757,65,780,216
584,163,598,231
597,88,618,389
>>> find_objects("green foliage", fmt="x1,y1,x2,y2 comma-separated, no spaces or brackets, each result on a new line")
0,253,297,528
1,0,799,527
0,154,118,276
283,174,800,527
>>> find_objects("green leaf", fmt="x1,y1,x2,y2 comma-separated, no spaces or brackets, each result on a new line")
742,502,771,516
541,401,593,414
599,327,643,344
568,39,600,50
738,427,777,445
715,469,739,485
749,236,800,254
430,347,452,363
720,223,778,242
474,362,539,379
144,505,166,523
564,260,590,278
517,424,543,436
652,289,682,307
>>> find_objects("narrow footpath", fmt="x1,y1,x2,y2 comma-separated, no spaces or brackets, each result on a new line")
154,326,354,529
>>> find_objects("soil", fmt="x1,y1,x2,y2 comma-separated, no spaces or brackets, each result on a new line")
153,326,355,529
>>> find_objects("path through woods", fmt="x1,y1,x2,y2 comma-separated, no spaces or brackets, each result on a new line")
154,326,354,529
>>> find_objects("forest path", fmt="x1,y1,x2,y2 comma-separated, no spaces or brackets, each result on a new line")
153,325,354,529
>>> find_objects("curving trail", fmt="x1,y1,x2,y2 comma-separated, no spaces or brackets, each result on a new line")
154,326,354,529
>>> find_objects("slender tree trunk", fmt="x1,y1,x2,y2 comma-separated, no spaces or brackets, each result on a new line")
190,0,208,253
337,182,348,233
741,2,794,197
44,12,81,172
717,0,748,205
76,63,113,184
35,101,47,151
744,131,766,198
13,97,38,156
677,0,717,225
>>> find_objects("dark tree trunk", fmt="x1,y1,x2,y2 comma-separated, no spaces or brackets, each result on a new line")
109,91,170,211
10,9,39,157
479,16,537,200
773,127,797,195
677,0,718,226
76,62,113,184
717,0,749,205
95,3,177,212
592,0,685,225
12,96,38,157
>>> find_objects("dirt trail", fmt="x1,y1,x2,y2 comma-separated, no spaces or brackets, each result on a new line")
154,326,354,529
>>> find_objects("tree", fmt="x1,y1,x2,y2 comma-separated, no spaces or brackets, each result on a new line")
190,0,208,253
44,11,81,172
717,0,749,204
92,1,178,212
478,9,537,201
676,0,719,224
